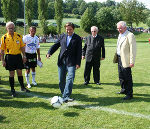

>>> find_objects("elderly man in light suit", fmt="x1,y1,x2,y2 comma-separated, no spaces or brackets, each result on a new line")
115,21,136,100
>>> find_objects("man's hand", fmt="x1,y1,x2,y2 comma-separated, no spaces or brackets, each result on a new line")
46,54,51,59
76,65,80,69
101,58,105,60
129,63,134,68
23,56,27,63
2,60,6,67
82,56,85,60
38,57,41,61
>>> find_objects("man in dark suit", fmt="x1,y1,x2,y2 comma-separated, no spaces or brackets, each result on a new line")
82,26,105,85
46,22,82,102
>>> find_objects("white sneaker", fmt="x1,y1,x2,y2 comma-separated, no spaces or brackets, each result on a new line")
27,84,31,88
32,81,37,85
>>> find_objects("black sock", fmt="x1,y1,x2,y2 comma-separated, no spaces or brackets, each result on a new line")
9,77,15,91
18,76,25,89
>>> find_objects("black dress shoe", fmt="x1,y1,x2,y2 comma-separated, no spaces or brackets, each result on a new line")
116,89,125,94
11,90,16,97
116,91,125,94
21,87,30,93
123,95,133,100
96,82,101,85
84,82,89,85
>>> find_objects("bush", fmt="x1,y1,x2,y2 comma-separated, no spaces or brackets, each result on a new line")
46,25,57,35
75,15,81,19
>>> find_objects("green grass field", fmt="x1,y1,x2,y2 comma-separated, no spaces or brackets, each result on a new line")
0,32,150,128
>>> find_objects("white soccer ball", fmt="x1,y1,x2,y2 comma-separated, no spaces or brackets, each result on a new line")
51,96,63,108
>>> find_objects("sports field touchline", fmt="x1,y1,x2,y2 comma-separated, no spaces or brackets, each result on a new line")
1,87,150,120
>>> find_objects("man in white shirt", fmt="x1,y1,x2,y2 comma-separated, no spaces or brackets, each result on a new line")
115,21,136,100
23,26,41,88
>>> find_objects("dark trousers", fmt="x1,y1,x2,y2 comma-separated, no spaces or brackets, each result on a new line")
84,59,100,83
118,55,133,96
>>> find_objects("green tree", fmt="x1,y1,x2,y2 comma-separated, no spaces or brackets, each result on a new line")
105,0,116,7
147,18,150,27
120,0,147,27
72,8,79,15
1,0,19,22
64,0,77,13
33,0,38,19
87,1,103,15
0,0,3,17
79,1,87,15
96,7,117,32
48,1,55,19
38,0,48,35
18,0,24,18
25,0,34,27
80,7,96,33
111,8,122,23
77,0,84,8
54,0,63,34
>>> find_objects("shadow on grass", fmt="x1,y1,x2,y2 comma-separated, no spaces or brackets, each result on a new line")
0,76,9,86
0,99,53,110
37,83,103,90
71,93,150,108
101,82,120,86
133,83,150,87
104,82,150,87
0,87,59,99
63,112,79,117
0,115,8,123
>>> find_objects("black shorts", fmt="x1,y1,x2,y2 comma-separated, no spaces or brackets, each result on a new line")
5,54,24,71
24,53,37,69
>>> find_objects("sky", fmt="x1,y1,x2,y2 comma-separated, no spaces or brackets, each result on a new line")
84,0,150,9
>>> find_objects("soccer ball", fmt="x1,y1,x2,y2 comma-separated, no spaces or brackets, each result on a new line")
51,96,63,108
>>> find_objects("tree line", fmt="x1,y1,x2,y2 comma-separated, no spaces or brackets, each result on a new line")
0,0,150,35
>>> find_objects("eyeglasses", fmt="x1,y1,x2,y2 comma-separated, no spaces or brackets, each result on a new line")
91,31,96,32
117,28,122,30
7,28,14,30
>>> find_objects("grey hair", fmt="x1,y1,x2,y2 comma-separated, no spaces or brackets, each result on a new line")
117,21,127,27
6,21,15,28
91,26,98,32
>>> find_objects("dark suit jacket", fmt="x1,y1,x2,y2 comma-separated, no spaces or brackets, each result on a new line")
82,35,105,62
48,33,82,67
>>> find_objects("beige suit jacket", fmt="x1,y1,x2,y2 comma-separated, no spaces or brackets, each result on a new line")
119,30,136,68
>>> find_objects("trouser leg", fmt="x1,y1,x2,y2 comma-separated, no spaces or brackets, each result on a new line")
58,64,66,94
63,66,76,98
118,56,125,91
84,61,92,83
123,67,133,96
93,60,100,83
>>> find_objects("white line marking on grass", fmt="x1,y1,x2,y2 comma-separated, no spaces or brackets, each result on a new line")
85,106,150,120
1,87,150,120
0,87,51,101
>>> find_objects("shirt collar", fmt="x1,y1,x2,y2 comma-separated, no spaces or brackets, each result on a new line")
120,30,128,37
67,33,74,37
92,34,97,38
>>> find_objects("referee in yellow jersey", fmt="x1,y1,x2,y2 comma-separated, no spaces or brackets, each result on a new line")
1,21,30,97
